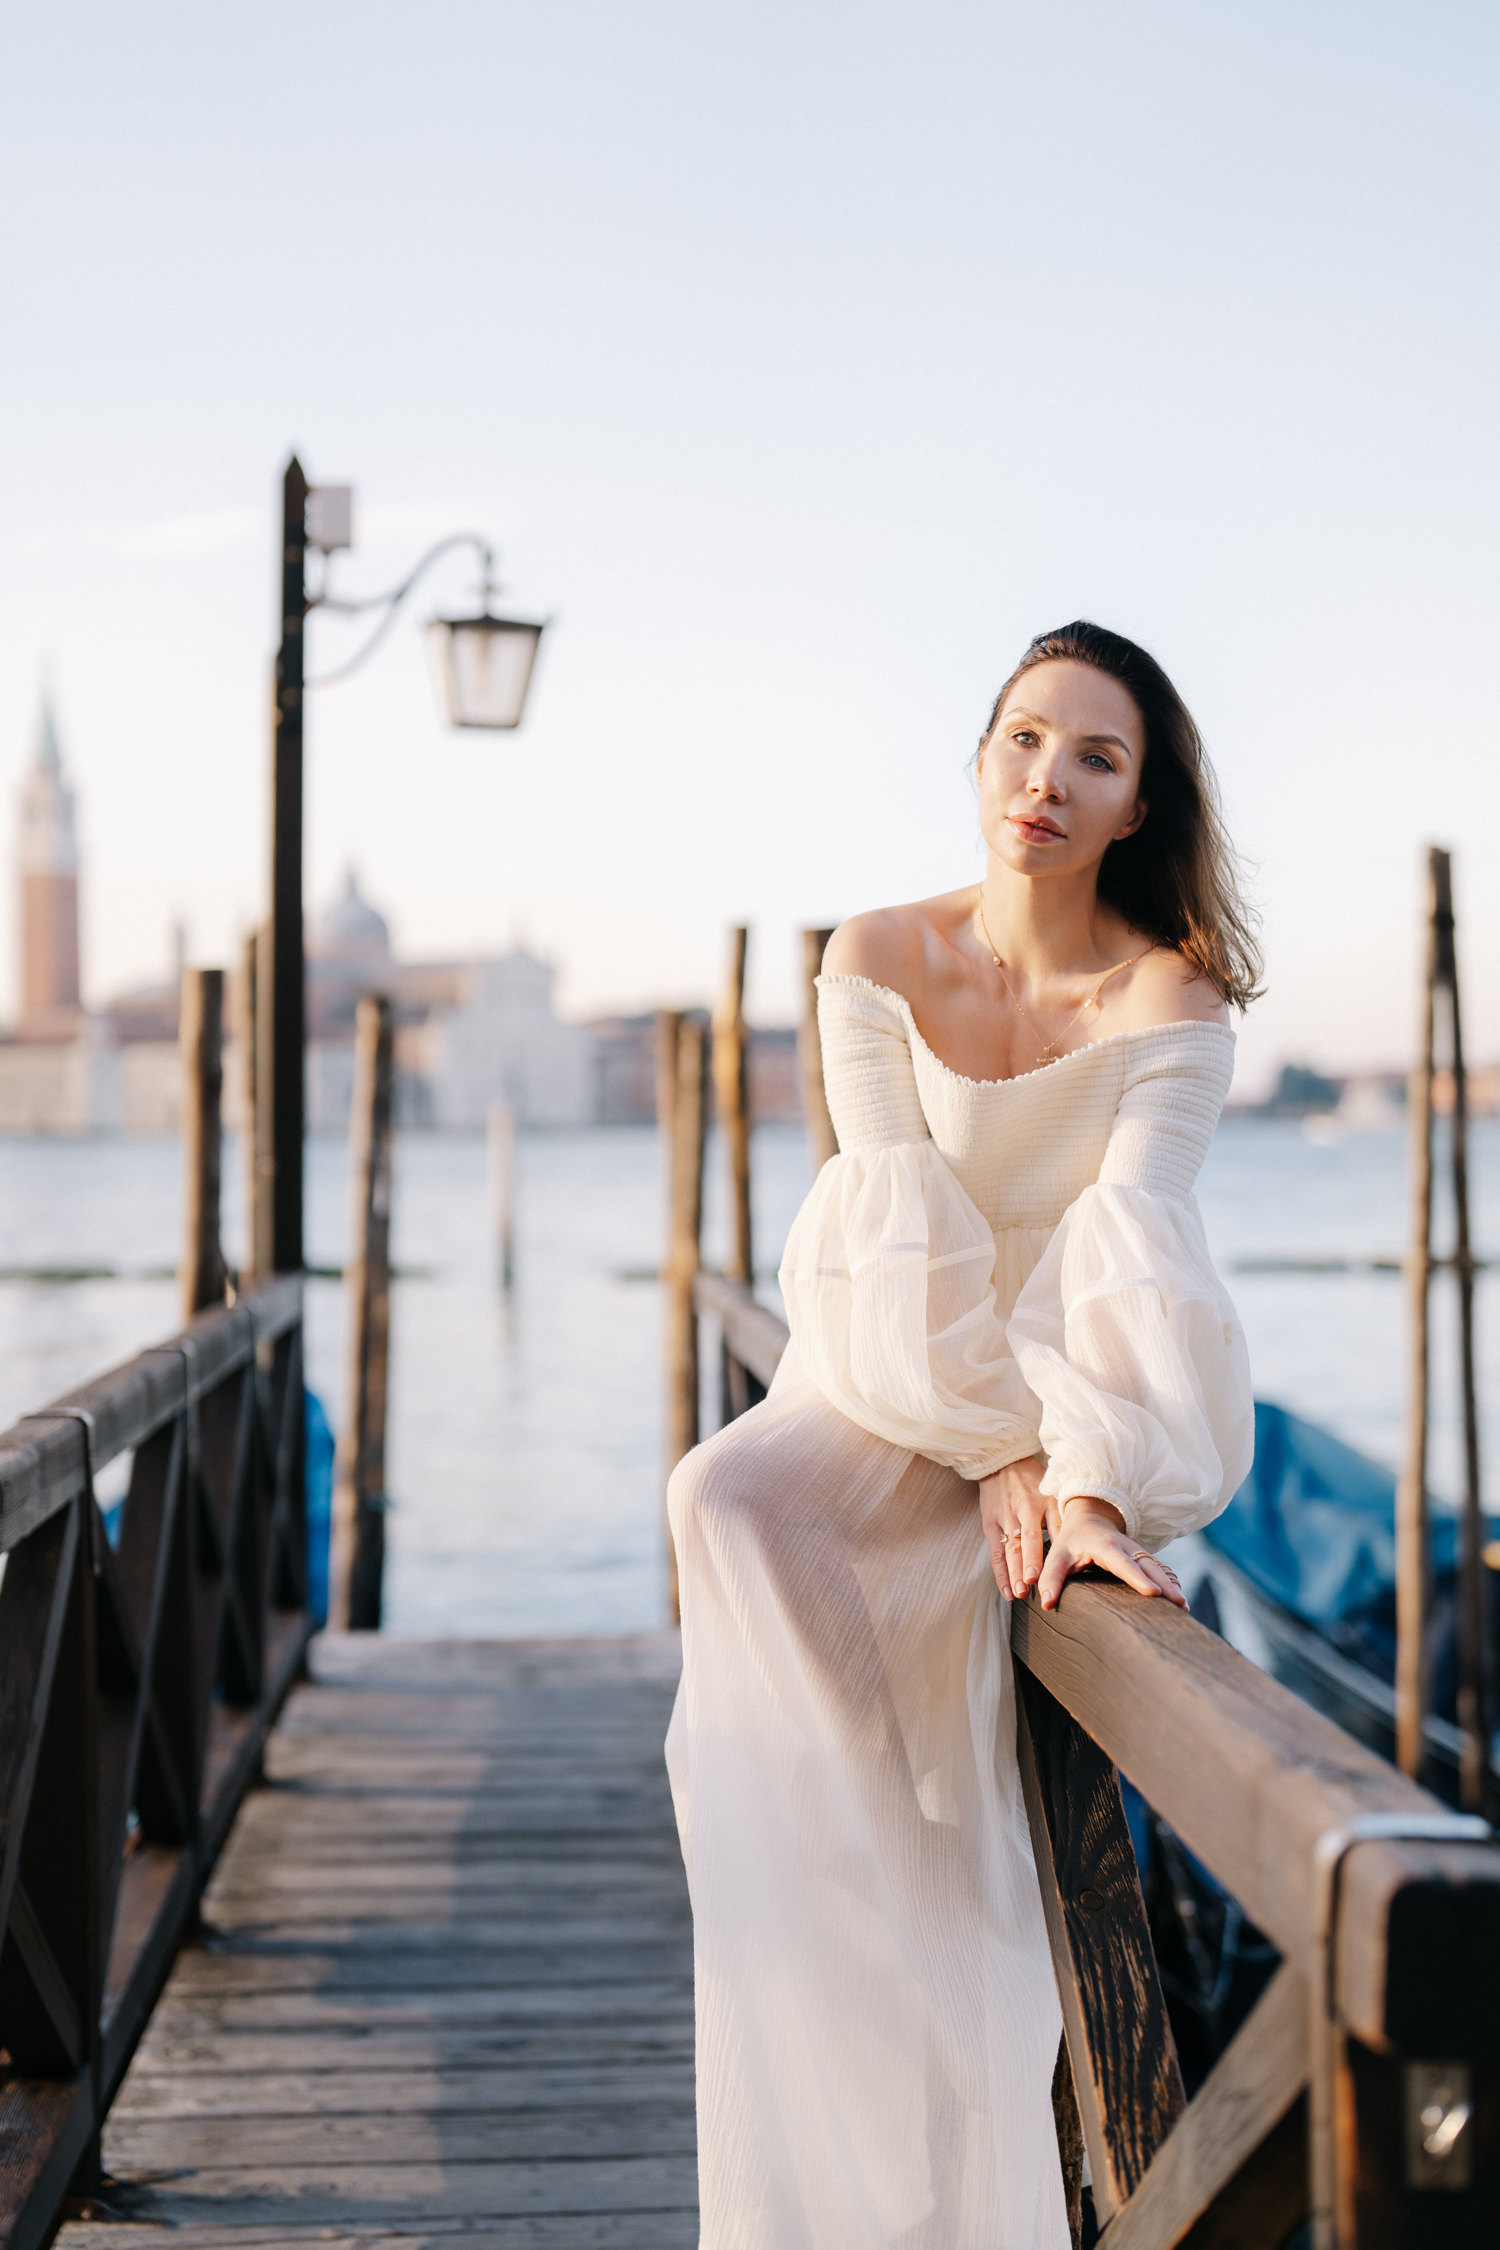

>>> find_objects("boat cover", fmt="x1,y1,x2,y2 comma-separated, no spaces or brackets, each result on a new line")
1202,1399,1494,1711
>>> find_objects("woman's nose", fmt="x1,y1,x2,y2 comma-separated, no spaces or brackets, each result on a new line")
1027,757,1066,800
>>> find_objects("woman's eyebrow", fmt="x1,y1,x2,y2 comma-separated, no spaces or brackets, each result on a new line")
1004,710,1136,759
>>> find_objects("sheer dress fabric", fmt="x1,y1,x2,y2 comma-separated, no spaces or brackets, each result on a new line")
666,974,1253,2249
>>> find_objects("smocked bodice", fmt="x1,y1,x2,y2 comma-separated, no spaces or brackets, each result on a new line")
818,973,1236,1229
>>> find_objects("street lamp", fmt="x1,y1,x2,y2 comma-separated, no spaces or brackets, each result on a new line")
258,454,548,1279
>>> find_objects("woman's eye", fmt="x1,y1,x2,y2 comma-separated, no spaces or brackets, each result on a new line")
1009,730,1038,748
1083,753,1114,772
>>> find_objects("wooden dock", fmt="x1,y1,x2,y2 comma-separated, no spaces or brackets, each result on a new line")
56,1633,696,2249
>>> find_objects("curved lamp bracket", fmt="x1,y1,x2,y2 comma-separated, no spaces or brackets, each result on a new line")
306,533,495,688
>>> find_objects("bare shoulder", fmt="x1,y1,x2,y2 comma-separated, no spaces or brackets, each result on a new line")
1118,946,1230,1030
822,897,958,995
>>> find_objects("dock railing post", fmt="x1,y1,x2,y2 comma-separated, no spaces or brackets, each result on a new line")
329,993,394,1632
659,1008,707,1625
179,966,227,1324
797,927,838,1173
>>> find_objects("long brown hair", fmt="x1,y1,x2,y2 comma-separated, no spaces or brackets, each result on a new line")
981,620,1263,1009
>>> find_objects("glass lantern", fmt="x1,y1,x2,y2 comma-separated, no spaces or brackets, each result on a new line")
426,613,544,731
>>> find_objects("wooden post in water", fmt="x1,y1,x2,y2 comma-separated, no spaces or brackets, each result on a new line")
1438,862,1490,1812
798,926,838,1172
238,932,256,1286
1397,848,1489,1802
1396,855,1439,1782
713,928,753,1286
329,994,394,1632
179,967,227,1323
713,928,761,1424
249,921,277,1285
659,1009,708,1624
488,1100,516,1289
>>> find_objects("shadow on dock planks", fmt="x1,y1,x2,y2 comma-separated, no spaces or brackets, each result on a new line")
55,1633,696,2250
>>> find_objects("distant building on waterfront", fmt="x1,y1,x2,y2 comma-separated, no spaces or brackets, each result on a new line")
1230,1061,1500,1126
304,870,595,1131
587,1011,803,1124
0,726,804,1134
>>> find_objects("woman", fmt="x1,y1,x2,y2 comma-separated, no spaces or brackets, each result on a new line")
666,621,1258,2249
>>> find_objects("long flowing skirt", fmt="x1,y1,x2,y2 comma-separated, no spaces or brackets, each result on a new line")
666,1363,1068,2249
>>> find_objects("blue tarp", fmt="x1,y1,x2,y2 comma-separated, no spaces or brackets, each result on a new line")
1202,1399,1494,1715
97,1385,335,1629
305,1387,334,1626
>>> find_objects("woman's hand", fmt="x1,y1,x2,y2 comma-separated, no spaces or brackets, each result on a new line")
1035,1498,1188,1612
978,1457,1055,1600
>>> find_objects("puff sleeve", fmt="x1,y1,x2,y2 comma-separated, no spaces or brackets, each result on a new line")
776,979,1043,1481
1004,1030,1254,1551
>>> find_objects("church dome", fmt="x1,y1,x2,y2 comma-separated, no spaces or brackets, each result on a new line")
311,869,392,962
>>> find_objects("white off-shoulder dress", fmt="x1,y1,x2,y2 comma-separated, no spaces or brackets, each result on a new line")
666,974,1254,2250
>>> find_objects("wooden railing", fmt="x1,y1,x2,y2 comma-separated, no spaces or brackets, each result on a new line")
0,1275,309,2250
693,1270,1500,2248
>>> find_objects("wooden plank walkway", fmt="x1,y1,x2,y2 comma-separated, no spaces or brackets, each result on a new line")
58,1634,697,2249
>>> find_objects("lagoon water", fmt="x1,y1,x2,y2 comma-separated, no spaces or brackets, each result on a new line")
0,1116,1494,1636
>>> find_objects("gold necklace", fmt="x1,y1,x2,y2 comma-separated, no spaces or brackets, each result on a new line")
974,891,1152,1066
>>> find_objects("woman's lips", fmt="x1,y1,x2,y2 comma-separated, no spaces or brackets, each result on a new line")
1010,816,1066,842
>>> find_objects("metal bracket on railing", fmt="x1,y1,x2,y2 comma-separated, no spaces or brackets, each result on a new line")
1309,1809,1491,2247
17,1406,101,1573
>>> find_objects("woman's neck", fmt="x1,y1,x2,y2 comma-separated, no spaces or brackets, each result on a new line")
975,861,1123,981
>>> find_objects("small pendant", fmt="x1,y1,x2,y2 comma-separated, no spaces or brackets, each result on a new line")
1038,1046,1057,1065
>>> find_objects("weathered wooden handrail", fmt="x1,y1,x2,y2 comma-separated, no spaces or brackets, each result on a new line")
1010,1581,1497,2043
697,1270,1499,2245
691,1269,785,1394
0,1275,309,2250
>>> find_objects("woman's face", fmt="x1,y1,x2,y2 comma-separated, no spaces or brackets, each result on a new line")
976,659,1146,880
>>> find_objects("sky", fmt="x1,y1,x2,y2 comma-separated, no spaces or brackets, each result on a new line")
2,0,1497,1098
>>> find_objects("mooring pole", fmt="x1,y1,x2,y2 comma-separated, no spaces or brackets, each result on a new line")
1396,851,1439,1782
330,994,394,1631
179,966,226,1323
797,927,838,1173
268,455,307,1276
239,928,266,1284
713,927,761,1423
658,1009,707,1625
1437,860,1490,1813
713,927,753,1289
488,1100,516,1290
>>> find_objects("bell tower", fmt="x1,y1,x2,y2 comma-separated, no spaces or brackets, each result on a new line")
18,700,81,1033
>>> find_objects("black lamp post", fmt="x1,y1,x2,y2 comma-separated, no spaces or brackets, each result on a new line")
262,453,545,1276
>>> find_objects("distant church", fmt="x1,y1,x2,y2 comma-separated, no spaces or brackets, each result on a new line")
306,870,595,1130
17,703,81,1036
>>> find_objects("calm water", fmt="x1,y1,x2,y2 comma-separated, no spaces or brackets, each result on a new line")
0,1117,1494,1634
